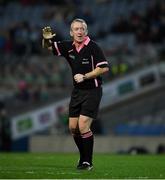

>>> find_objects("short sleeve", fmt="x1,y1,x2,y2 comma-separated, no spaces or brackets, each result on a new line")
52,41,68,57
92,43,109,68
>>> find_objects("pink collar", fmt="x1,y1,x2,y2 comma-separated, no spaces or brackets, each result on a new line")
73,36,90,53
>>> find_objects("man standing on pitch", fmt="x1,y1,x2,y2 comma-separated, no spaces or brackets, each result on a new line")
42,18,109,170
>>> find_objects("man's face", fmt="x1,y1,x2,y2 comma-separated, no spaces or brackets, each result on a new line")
71,22,87,43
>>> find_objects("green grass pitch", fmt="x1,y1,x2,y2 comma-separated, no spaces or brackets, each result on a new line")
0,153,165,179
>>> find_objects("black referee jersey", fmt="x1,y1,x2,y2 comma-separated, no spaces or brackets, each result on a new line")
52,36,109,89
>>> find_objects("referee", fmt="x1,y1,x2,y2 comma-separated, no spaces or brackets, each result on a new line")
42,18,109,170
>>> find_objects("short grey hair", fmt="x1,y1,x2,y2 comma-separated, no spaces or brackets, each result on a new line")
70,18,88,34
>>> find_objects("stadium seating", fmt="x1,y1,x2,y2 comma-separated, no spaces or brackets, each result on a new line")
0,0,165,136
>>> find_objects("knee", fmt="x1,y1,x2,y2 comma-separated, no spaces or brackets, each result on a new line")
69,125,76,134
69,124,80,135
79,119,90,134
69,117,79,135
78,115,93,134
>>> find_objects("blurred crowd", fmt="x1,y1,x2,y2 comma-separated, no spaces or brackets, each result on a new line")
0,0,165,105
0,1,165,149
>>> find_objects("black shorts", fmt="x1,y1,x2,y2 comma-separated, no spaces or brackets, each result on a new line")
69,87,102,119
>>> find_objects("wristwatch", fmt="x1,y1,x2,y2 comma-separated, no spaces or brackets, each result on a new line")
83,74,87,80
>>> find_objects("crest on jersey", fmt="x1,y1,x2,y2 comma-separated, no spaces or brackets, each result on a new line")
69,54,75,59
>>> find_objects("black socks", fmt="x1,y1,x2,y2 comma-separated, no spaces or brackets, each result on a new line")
73,130,94,165
81,131,94,165
73,132,84,163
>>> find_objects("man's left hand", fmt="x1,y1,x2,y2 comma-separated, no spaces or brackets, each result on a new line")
74,74,85,83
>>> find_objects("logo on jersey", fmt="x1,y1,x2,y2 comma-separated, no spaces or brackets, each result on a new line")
82,58,89,64
83,58,89,61
69,54,75,60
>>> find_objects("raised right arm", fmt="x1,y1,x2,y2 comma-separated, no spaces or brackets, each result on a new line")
42,26,56,51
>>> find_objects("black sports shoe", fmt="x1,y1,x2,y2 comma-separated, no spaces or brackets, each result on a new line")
77,162,93,171
76,159,83,169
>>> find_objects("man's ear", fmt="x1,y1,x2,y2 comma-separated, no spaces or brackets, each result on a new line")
85,29,88,36
70,31,73,36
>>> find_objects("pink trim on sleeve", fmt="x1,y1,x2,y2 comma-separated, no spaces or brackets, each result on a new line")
54,42,61,56
96,61,108,67
91,55,98,87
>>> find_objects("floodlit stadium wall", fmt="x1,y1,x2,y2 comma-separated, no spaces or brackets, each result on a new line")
11,62,165,140
29,135,165,154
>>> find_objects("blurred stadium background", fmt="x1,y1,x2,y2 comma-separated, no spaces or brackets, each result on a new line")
0,0,165,154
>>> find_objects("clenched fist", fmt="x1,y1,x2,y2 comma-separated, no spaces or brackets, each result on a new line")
74,74,85,83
